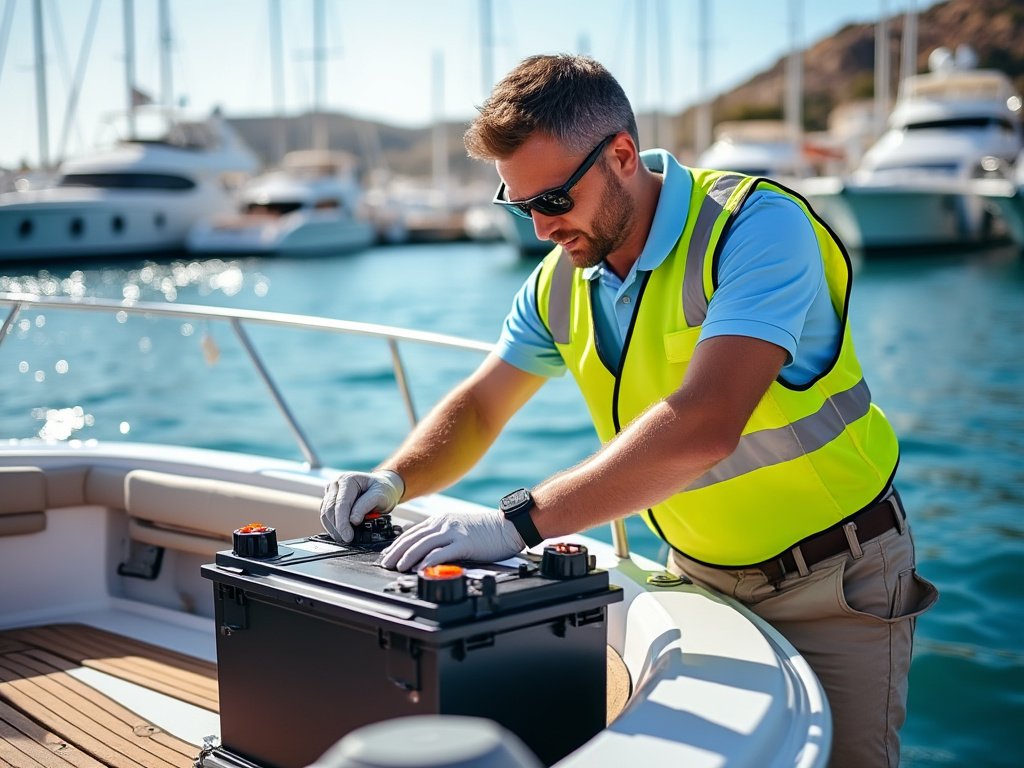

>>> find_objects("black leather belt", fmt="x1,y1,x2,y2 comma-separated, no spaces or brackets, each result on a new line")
756,491,905,584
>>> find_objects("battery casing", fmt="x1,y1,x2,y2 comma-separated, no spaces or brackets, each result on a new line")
201,536,622,768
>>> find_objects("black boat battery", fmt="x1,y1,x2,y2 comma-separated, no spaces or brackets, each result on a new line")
200,516,622,768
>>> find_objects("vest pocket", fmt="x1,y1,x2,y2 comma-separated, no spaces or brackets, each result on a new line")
663,327,702,363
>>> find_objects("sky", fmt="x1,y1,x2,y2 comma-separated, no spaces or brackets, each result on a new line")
0,0,928,170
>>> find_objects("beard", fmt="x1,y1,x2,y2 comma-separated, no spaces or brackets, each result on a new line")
556,167,635,269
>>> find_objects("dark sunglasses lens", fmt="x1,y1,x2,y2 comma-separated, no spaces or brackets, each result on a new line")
532,192,574,217
511,203,533,219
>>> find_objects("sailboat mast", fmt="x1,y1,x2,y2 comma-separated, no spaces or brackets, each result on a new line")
899,0,917,93
56,0,102,163
312,0,327,151
634,0,646,146
874,0,890,137
694,0,711,157
0,0,17,89
31,0,50,168
785,0,803,141
432,50,448,197
123,0,137,137
478,0,492,101
269,0,286,162
656,0,670,151
158,0,173,111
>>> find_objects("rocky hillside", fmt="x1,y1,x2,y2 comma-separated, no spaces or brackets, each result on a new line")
229,0,1024,179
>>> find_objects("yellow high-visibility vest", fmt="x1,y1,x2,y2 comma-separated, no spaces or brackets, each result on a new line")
536,168,899,566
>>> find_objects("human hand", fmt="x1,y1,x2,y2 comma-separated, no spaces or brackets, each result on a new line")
320,470,404,543
379,508,525,572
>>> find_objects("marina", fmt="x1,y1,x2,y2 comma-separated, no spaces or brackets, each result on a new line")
1,0,1023,765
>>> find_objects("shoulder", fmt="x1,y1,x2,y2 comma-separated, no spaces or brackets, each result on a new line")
719,188,821,279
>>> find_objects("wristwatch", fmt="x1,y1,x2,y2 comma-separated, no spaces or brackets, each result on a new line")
499,488,543,548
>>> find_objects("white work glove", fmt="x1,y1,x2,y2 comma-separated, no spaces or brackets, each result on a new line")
380,508,525,572
320,470,404,543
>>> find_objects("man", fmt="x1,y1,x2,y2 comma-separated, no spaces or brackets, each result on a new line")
320,54,937,767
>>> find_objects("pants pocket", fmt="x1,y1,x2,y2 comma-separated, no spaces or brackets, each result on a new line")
892,567,939,619
837,558,938,624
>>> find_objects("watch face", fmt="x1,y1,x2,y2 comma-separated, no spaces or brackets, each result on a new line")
500,488,531,513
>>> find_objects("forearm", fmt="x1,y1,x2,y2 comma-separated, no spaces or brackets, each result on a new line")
377,354,546,502
378,383,500,500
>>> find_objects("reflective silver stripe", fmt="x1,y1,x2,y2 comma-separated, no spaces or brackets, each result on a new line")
687,378,873,490
683,174,745,326
547,249,575,345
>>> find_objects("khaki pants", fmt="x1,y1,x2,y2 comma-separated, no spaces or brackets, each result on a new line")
668,506,938,768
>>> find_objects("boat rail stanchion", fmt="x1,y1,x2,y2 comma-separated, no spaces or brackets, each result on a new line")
0,302,23,351
611,518,630,559
230,317,322,469
387,337,419,427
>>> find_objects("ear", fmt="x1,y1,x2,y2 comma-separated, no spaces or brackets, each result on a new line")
608,132,640,177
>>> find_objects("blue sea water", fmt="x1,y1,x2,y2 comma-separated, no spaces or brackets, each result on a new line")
1,241,1022,767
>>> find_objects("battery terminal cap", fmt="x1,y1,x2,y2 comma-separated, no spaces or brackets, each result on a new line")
417,564,468,603
541,542,591,579
232,522,279,559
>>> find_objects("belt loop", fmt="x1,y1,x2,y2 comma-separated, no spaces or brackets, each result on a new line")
843,522,864,559
890,493,907,535
790,546,810,577
762,559,786,588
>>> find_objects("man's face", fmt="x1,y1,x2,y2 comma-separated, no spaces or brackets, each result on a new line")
495,133,635,269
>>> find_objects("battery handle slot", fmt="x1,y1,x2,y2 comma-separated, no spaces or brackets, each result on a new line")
379,629,421,692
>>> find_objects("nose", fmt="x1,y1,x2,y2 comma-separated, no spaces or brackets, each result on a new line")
531,211,561,242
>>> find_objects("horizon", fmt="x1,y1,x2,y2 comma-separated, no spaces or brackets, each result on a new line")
0,0,927,170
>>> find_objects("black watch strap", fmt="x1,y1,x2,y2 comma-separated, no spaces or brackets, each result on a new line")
500,489,544,548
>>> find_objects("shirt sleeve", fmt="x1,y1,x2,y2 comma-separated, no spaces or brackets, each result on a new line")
494,262,568,378
698,190,825,366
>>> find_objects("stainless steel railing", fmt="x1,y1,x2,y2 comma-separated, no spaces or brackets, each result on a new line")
0,292,492,468
0,291,631,558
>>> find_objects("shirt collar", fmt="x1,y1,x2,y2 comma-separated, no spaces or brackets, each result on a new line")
582,149,692,282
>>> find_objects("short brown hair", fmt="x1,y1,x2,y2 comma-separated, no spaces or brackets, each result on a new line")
464,54,639,160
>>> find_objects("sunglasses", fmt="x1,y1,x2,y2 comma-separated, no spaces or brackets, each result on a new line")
493,134,617,219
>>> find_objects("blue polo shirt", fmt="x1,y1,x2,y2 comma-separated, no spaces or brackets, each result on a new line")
495,150,841,386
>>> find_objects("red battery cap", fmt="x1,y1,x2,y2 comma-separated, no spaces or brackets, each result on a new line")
237,522,272,534
421,564,465,580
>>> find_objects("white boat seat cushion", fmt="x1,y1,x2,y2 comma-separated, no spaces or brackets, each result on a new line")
0,466,47,536
124,469,321,556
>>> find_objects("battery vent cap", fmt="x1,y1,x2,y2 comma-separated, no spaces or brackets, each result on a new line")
417,564,467,604
540,542,590,579
232,522,278,558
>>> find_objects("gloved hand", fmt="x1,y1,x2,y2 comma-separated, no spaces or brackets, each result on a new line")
380,508,525,572
320,470,404,543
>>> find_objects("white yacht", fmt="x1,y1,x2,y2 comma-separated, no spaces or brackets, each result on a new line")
799,47,1023,251
696,120,813,180
0,109,259,261
186,150,376,256
0,291,829,768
